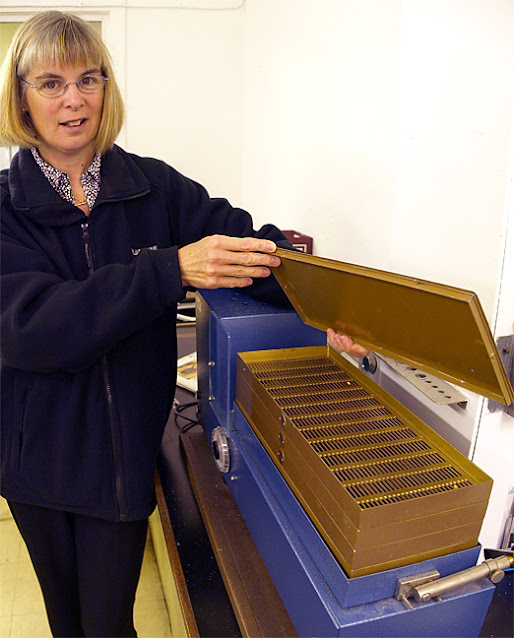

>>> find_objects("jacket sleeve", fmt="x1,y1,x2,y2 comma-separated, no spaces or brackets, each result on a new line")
163,166,294,306
1,157,293,374
0,218,185,374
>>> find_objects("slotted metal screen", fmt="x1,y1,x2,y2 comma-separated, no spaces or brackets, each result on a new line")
236,346,492,577
250,355,474,509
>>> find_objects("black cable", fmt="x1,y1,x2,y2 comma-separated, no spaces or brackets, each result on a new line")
172,398,200,433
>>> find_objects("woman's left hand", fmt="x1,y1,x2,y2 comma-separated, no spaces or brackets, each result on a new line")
178,235,280,289
327,328,371,357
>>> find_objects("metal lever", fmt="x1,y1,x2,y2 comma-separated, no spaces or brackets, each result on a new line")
412,555,514,603
395,570,441,609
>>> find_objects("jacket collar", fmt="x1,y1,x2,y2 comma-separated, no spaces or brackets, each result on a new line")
7,145,151,226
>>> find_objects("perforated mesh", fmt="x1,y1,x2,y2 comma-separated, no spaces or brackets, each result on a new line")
245,355,474,510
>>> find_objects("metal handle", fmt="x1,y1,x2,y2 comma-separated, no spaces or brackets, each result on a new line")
413,555,513,603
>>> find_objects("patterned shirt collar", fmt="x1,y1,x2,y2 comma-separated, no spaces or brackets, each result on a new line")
31,147,102,210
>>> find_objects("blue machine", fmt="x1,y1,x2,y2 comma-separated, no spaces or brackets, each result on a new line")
196,288,495,637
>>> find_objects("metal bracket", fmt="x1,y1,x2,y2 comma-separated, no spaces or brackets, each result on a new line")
488,335,514,416
395,570,440,609
380,355,468,408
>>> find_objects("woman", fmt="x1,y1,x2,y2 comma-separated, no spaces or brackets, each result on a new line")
0,11,365,637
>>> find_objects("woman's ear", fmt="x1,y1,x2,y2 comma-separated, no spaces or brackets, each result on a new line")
21,91,29,113
21,97,33,126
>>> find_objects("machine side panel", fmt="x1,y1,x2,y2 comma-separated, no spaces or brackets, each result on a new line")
334,584,494,638
196,289,325,439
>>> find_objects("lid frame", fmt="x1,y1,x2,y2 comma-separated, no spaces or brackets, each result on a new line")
272,248,514,406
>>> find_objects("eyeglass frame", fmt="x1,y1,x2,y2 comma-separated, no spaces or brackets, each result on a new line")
20,74,109,99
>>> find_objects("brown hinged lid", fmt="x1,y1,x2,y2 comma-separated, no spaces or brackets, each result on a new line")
273,248,514,406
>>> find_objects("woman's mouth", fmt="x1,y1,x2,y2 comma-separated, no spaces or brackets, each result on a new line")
61,118,86,128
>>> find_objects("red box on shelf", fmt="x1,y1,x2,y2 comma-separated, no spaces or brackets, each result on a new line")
282,230,313,254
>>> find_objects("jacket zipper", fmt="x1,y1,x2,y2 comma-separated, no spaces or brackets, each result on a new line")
81,222,128,521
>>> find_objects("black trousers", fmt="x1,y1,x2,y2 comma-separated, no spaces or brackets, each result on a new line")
8,501,148,638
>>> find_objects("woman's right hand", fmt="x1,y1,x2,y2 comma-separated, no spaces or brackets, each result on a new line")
178,234,281,289
327,328,371,358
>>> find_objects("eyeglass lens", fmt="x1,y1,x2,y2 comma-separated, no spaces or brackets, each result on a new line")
36,75,107,97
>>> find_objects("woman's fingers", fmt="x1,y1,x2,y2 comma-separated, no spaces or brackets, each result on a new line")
179,241,373,356
327,328,371,357
178,235,281,289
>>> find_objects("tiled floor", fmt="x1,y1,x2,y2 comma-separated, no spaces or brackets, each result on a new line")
0,497,171,638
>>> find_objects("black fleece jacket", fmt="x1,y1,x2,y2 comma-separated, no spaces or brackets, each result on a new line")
0,145,291,521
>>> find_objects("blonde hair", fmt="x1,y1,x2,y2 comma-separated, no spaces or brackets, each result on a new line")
0,11,124,154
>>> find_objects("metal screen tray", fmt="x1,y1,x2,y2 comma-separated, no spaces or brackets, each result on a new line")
236,345,492,578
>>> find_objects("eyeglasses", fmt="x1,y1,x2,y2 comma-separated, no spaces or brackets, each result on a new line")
21,74,108,99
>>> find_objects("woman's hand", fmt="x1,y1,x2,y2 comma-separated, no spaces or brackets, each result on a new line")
327,328,371,358
178,235,280,289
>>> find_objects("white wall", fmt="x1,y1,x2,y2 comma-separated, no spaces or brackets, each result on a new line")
123,6,244,202
242,0,513,313
472,124,514,549
242,0,402,267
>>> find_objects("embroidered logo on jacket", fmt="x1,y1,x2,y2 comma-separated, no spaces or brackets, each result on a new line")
131,245,158,256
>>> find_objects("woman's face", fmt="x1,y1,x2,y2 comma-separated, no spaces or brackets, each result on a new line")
22,62,104,168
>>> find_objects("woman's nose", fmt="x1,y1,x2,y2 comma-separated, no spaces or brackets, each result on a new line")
62,82,84,106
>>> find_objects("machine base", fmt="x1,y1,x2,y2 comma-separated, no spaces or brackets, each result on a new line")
225,405,494,637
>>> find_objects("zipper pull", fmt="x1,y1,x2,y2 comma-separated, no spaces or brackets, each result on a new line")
81,222,94,273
